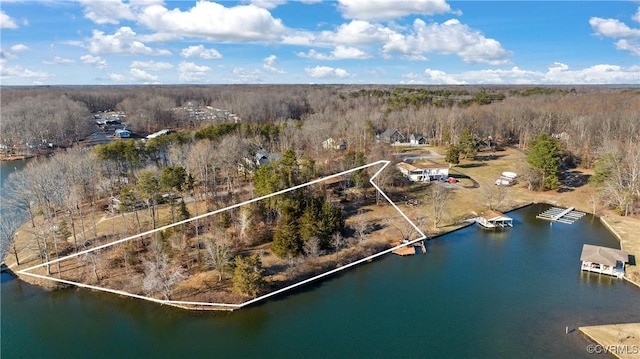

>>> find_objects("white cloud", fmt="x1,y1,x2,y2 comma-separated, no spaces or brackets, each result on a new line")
109,73,126,82
43,56,75,65
249,0,286,10
320,20,397,46
338,0,453,20
615,39,640,56
263,55,285,73
178,61,212,82
383,19,512,65
590,17,640,38
423,68,463,84
298,45,370,60
80,54,108,69
10,44,29,52
0,50,16,60
130,68,159,82
0,61,50,80
305,65,351,78
402,63,640,85
589,16,640,56
229,67,263,83
79,0,136,25
138,2,286,42
0,11,18,29
88,27,171,56
130,60,173,71
181,45,222,59
633,7,640,23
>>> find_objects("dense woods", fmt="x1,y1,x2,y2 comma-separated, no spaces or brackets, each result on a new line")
1,84,638,301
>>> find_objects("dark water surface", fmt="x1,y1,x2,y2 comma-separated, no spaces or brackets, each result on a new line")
2,158,639,358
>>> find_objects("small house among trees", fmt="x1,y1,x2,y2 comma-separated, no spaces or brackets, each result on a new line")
379,129,405,144
322,138,347,151
409,133,427,145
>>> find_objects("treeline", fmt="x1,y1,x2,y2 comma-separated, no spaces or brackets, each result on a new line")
1,85,639,214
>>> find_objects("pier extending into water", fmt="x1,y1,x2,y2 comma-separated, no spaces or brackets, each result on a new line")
536,206,586,224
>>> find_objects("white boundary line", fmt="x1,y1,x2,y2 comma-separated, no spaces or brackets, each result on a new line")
18,160,426,310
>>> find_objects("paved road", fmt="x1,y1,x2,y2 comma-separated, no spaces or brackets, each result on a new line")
395,151,445,163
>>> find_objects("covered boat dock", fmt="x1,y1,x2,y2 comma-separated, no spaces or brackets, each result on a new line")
475,210,513,230
580,244,628,278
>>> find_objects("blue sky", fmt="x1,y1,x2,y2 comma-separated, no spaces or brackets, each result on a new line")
1,0,639,85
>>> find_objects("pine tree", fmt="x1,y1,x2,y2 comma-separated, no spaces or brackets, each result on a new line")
526,133,562,190
272,212,302,258
232,254,265,298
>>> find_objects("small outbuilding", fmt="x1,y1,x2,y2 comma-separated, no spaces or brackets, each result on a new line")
580,244,628,278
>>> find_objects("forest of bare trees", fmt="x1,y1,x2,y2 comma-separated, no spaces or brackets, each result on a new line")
1,84,638,299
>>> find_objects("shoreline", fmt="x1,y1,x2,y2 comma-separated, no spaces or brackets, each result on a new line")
579,324,640,359
3,147,638,315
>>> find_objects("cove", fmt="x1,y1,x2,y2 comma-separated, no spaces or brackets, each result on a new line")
2,204,639,358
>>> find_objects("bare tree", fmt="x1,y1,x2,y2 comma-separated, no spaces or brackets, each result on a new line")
0,215,23,265
204,234,232,282
426,183,452,229
142,253,184,300
303,236,322,258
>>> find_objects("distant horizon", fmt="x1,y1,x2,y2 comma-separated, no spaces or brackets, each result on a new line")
2,83,639,88
1,1,639,85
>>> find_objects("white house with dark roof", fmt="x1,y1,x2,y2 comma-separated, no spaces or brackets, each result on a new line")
409,133,427,145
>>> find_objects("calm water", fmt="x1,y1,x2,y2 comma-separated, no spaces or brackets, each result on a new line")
2,159,639,358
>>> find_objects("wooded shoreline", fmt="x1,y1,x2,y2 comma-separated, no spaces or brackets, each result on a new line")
1,85,638,309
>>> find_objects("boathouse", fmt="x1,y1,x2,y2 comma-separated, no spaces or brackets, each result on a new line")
476,210,513,229
580,244,628,278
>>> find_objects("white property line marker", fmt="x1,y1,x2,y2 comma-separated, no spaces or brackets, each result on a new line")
19,160,427,309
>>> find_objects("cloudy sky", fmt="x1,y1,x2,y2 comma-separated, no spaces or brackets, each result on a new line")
1,0,639,85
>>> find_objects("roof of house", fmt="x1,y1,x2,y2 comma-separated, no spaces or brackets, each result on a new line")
580,244,628,266
480,210,512,222
410,133,424,140
380,129,404,139
396,162,418,172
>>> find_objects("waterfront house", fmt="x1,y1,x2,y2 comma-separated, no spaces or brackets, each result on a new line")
396,162,449,182
580,244,628,278
476,210,513,229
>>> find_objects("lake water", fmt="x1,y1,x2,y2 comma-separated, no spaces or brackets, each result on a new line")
2,160,639,358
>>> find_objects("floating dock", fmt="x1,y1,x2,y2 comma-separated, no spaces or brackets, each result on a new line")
536,206,586,224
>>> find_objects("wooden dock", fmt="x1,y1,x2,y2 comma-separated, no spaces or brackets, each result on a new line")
392,241,427,256
536,206,586,224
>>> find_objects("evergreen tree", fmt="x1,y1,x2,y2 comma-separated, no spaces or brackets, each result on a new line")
446,145,461,166
299,200,321,241
253,163,281,196
232,254,265,298
526,133,562,190
459,128,477,159
272,212,302,258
